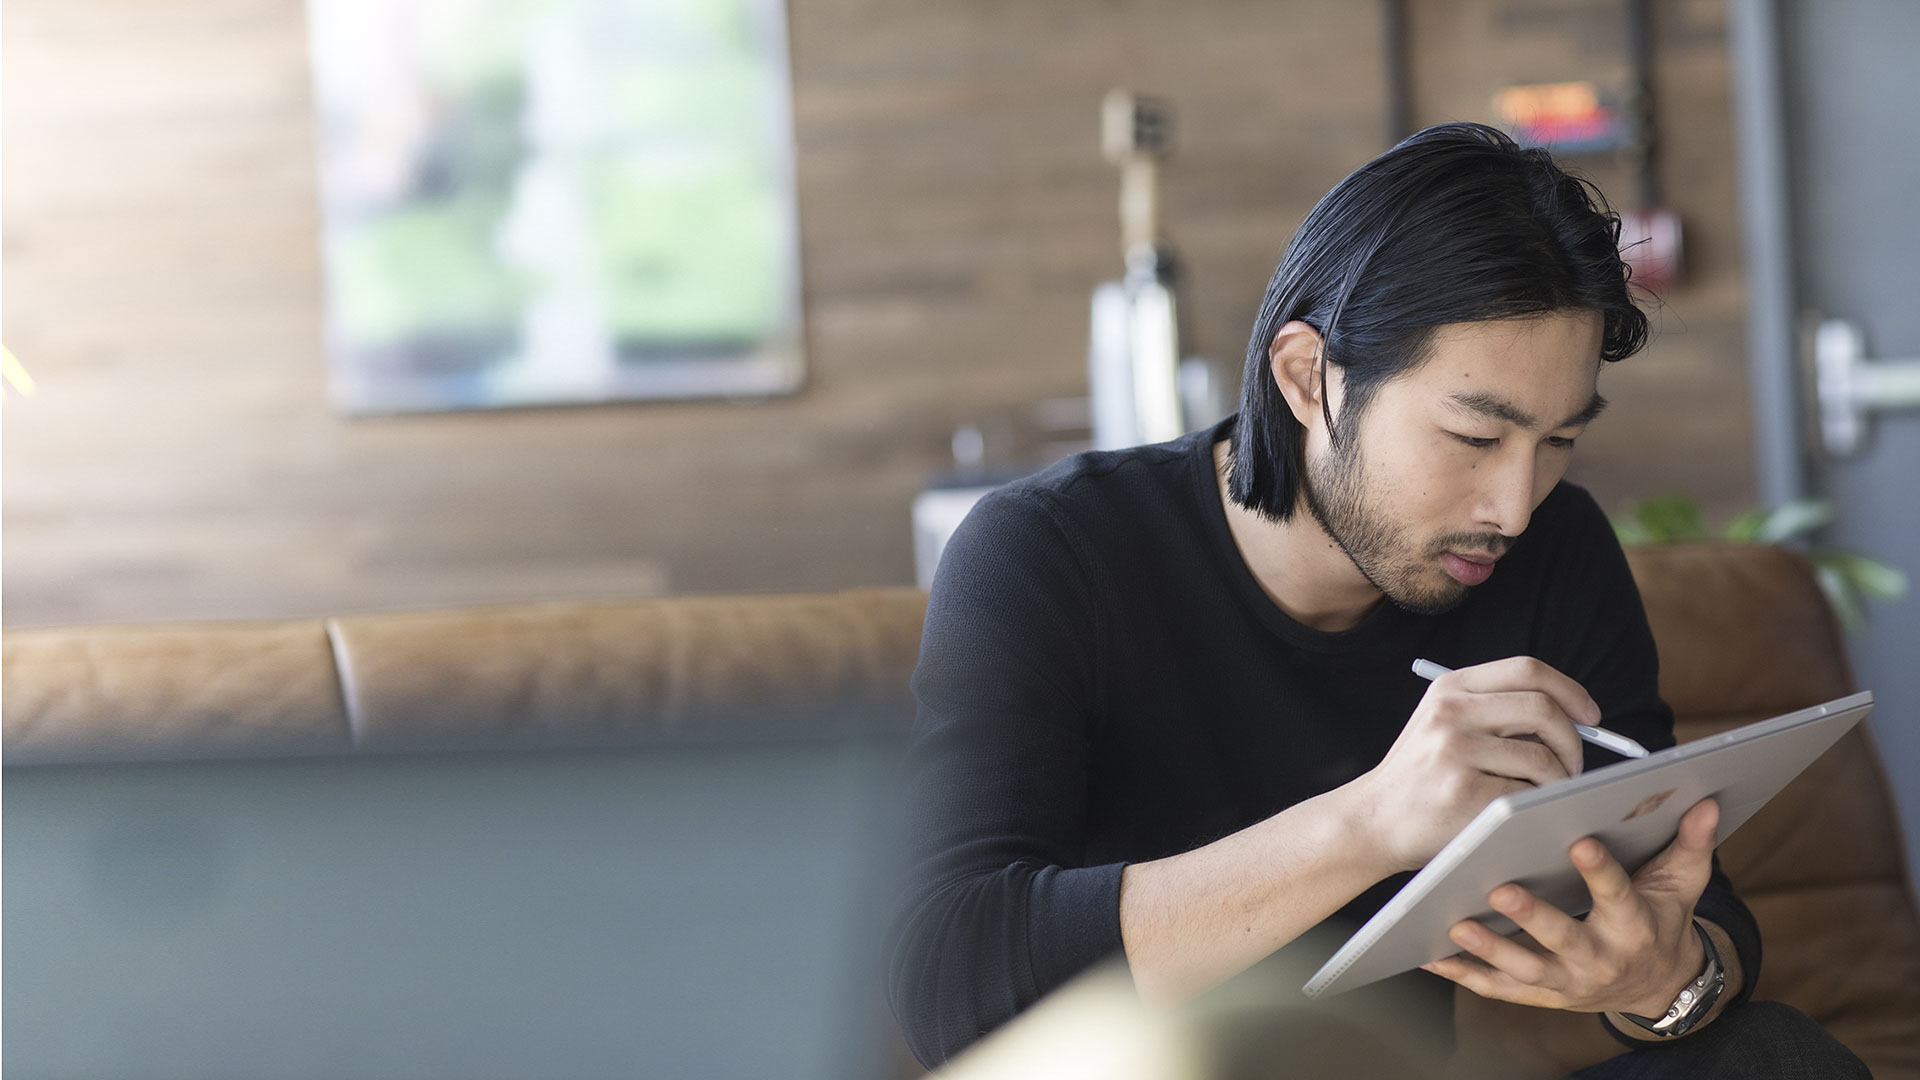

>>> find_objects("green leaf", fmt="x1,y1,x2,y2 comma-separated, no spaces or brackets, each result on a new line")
1753,498,1837,543
1630,495,1710,543
1814,563,1868,634
1613,515,1653,546
1723,508,1769,544
1812,549,1910,601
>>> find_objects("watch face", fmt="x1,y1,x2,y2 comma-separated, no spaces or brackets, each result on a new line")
1668,971,1725,1036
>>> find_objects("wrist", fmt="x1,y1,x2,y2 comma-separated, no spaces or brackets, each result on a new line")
1624,921,1708,1017
1616,920,1724,1038
1329,775,1399,879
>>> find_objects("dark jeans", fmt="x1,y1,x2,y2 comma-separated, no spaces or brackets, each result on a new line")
1567,1002,1871,1080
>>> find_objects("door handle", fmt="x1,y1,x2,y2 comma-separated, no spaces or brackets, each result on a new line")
1810,317,1920,457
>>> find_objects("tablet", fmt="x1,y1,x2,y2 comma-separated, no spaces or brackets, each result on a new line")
1303,691,1874,998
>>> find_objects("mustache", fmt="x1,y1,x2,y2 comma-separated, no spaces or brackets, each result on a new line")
1431,533,1514,560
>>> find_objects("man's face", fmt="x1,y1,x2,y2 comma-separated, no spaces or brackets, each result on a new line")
1301,311,1606,614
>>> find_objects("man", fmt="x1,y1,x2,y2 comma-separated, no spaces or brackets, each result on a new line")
886,123,1867,1077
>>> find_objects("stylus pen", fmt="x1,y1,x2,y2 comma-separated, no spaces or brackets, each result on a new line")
1410,658,1651,758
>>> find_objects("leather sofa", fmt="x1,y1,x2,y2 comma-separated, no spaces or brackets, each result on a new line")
5,543,1918,1077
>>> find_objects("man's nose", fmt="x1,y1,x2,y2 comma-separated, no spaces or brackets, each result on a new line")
1476,451,1537,538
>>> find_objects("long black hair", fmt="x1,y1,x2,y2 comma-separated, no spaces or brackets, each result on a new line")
1227,122,1649,521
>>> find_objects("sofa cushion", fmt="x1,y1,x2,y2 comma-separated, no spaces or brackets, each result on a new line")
2,620,351,764
327,588,928,751
1625,543,1853,718
1745,883,1920,1074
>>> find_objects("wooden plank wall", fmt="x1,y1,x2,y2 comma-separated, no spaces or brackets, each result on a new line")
1,0,1752,627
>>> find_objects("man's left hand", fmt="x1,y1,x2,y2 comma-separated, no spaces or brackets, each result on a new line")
1420,797,1718,1016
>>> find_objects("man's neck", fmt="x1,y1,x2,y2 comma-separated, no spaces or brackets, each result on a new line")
1211,438,1386,633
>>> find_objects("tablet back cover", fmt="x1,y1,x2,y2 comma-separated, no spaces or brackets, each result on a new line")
1303,693,1872,998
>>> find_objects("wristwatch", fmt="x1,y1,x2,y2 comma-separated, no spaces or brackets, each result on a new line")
1618,920,1725,1038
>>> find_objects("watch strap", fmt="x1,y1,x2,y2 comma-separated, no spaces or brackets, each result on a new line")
1619,920,1725,1038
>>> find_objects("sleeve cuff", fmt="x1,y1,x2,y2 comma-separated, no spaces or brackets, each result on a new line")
1024,861,1128,995
1691,885,1761,1010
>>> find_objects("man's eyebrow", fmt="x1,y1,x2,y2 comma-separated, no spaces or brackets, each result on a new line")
1561,393,1609,428
1447,391,1537,428
1445,391,1609,430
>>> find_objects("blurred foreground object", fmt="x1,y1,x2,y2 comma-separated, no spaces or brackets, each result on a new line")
2,345,39,396
939,955,1448,1080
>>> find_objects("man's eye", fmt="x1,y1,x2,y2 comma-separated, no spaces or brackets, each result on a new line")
1450,433,1498,448
1547,436,1578,449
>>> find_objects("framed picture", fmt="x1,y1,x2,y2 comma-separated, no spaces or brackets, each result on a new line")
305,0,803,414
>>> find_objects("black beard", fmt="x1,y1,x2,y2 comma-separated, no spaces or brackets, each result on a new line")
1300,431,1477,616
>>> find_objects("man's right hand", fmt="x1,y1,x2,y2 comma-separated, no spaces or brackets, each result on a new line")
1353,657,1598,874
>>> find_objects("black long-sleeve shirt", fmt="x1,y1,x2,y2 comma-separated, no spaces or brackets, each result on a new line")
885,418,1761,1067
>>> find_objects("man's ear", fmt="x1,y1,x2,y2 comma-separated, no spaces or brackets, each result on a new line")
1269,320,1330,429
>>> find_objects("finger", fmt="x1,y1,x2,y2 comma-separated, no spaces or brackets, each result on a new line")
1447,680,1588,781
1443,772,1537,817
1416,686,1584,784
1464,729,1573,788
1445,918,1556,987
1420,953,1556,1008
1451,653,1605,768
1677,796,1720,851
1570,835,1638,912
1451,657,1602,724
1485,882,1595,965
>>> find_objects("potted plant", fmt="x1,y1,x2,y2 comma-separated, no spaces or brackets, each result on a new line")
1613,495,1908,632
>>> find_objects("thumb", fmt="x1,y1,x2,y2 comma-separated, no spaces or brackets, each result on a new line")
1636,797,1720,894
1678,796,1721,852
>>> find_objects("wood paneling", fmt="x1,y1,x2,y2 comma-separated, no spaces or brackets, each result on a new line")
2,0,1753,627
1406,0,1757,524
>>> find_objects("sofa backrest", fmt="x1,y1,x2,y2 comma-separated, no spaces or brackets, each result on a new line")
3,589,930,764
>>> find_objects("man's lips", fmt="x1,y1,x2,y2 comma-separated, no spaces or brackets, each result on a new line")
1441,551,1499,586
